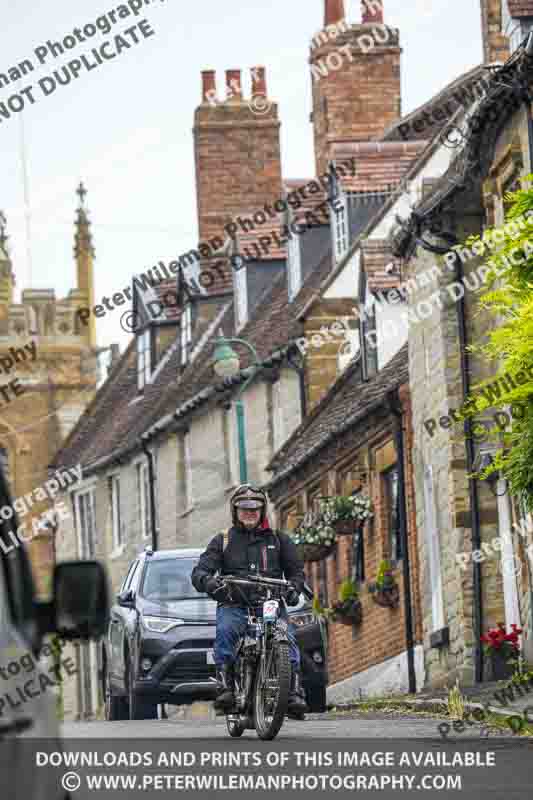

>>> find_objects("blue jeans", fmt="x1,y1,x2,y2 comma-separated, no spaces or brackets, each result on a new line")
215,605,300,669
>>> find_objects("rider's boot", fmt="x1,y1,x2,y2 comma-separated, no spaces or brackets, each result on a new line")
214,664,235,712
287,667,308,719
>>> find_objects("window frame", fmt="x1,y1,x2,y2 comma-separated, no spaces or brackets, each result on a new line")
74,488,97,559
333,190,348,263
109,474,123,551
137,461,151,541
383,463,401,563
287,232,302,301
180,304,192,365
234,264,248,330
137,326,152,392
183,430,194,510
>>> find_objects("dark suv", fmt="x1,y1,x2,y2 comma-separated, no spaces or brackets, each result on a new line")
103,547,327,719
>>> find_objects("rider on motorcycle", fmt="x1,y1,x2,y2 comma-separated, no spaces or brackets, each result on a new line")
191,483,308,718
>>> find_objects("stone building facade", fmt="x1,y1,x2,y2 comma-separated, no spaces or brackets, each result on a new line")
0,188,99,592
389,11,533,685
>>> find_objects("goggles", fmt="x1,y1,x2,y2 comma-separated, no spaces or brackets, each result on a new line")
235,500,264,510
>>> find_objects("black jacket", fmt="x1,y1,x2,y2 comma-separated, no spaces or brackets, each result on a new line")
191,525,305,607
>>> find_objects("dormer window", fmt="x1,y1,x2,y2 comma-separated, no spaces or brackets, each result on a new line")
234,263,248,330
137,327,152,391
333,191,348,263
288,232,302,301
181,304,192,365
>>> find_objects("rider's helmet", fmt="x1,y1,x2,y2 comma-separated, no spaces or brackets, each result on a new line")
230,483,268,529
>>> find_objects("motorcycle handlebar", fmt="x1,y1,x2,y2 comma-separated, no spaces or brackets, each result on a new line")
220,574,290,588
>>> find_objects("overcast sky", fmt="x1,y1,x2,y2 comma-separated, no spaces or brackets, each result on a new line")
0,0,483,351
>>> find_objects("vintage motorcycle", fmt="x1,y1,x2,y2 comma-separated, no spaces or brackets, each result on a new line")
214,573,312,741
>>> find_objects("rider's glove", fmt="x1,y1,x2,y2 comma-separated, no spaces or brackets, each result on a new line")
285,584,300,607
205,576,224,597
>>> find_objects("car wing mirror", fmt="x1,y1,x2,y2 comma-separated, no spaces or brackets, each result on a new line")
117,589,135,608
37,561,110,640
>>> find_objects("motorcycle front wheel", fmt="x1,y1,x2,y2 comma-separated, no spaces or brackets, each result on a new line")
253,641,290,740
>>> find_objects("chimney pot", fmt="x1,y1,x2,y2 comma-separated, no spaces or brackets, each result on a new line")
361,0,384,24
225,69,242,102
201,70,217,104
251,66,267,97
325,0,345,26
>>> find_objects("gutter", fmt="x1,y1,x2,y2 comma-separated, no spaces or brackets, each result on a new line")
387,388,417,695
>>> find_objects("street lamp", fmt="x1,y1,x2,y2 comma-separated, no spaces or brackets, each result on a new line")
212,336,261,483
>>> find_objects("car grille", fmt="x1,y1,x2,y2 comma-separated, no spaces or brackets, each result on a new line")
164,652,216,683
173,639,213,650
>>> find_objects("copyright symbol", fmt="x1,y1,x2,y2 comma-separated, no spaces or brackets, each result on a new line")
62,772,81,792
440,124,466,149
500,557,523,579
120,310,140,333
248,93,272,115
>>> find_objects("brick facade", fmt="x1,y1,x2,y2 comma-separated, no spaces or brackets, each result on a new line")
193,67,282,292
269,383,422,690
310,2,402,175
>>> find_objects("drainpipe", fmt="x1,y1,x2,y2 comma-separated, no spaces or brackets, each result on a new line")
417,234,484,684
387,390,417,694
140,437,158,551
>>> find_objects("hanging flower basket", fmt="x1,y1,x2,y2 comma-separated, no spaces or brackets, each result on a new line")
332,518,366,536
368,560,400,608
296,542,335,563
331,598,363,626
290,513,336,563
368,583,400,608
319,494,373,537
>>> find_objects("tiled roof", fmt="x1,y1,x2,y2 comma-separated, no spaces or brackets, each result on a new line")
360,239,402,292
266,344,409,488
53,242,335,474
331,142,427,193
382,64,489,143
283,179,329,227
234,214,287,261
508,1,533,16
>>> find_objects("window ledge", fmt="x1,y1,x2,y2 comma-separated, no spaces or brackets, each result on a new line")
179,505,196,519
110,543,126,560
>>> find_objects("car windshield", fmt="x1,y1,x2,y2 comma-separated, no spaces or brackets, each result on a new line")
140,558,202,601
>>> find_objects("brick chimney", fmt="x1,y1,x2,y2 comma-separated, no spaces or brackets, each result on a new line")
193,67,282,283
226,69,243,102
310,0,401,175
361,0,383,23
201,70,216,103
325,0,345,26
480,0,510,63
251,66,267,97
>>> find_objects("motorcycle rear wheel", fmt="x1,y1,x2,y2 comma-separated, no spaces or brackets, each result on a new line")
253,642,290,740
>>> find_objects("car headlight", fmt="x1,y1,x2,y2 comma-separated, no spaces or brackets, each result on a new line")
291,613,315,628
142,615,185,633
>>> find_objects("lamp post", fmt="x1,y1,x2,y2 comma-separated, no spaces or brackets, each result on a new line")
212,337,261,484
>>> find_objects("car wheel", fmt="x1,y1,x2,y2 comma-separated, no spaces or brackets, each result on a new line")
127,656,158,720
305,684,326,713
104,662,128,721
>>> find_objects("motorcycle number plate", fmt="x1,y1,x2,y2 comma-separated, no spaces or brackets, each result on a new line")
206,649,215,665
263,600,279,621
